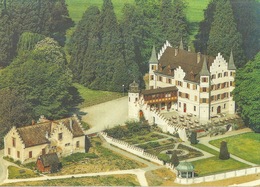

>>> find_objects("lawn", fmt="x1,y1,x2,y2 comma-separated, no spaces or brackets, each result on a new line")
192,157,249,176
209,132,260,164
8,166,40,179
190,143,250,176
74,83,123,108
3,175,139,186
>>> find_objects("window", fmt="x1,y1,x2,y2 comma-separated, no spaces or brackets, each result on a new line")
194,96,197,102
8,148,10,155
135,97,138,102
211,96,214,101
211,85,215,91
193,84,197,90
179,92,182,97
167,78,171,84
212,107,214,112
187,83,190,89
202,77,208,82
217,94,220,100
29,151,32,158
150,75,154,80
58,133,63,140
42,148,45,155
218,73,222,78
224,104,226,109
65,143,70,147
217,84,220,89
12,137,16,147
17,151,20,158
202,98,207,103
194,106,196,111
230,81,233,86
159,76,162,81
76,141,80,148
152,65,156,70
224,72,228,77
179,102,181,107
211,74,216,79
202,87,207,92
177,81,182,87
185,93,189,99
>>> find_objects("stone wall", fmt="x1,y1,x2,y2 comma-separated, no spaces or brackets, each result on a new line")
99,132,164,165
175,167,260,184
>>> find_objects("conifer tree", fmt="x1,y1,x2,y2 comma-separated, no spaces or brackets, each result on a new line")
171,150,179,167
219,141,230,160
207,0,245,67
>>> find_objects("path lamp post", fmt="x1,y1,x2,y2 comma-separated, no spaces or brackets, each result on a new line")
122,84,125,96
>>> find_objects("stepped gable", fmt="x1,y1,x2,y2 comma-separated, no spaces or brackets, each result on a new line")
16,122,51,148
156,47,215,83
59,117,85,137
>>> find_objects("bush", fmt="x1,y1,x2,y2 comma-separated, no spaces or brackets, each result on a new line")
219,141,230,160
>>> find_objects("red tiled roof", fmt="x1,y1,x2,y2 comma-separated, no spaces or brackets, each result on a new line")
156,47,215,82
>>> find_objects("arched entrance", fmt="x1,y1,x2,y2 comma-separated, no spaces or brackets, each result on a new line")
139,110,144,120
217,106,221,114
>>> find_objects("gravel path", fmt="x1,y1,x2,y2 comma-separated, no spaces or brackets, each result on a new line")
81,97,129,134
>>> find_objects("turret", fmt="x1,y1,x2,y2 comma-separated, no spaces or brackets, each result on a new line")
128,81,140,119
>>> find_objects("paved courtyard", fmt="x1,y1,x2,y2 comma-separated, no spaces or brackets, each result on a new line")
81,96,129,134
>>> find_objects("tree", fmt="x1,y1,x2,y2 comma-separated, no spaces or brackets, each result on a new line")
194,0,217,54
207,0,245,67
233,52,260,132
0,88,32,149
190,131,198,144
0,37,80,120
171,150,179,167
219,141,230,160
158,153,170,164
230,0,260,60
0,0,74,67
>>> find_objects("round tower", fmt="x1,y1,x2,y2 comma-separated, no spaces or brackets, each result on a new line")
128,81,140,120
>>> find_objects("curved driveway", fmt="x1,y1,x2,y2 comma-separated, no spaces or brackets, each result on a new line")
81,96,129,134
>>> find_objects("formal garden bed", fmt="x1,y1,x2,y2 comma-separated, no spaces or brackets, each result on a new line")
8,166,40,179
209,132,260,164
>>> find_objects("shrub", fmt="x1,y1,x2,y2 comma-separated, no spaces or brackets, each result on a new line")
171,151,179,167
219,141,230,160
158,153,170,164
190,131,198,144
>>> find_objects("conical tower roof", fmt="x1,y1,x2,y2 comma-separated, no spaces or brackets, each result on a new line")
228,50,236,70
200,56,210,76
149,45,158,64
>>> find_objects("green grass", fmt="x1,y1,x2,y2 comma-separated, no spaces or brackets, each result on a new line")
8,166,39,179
192,157,249,176
209,132,260,164
192,143,219,156
191,143,250,176
74,83,123,108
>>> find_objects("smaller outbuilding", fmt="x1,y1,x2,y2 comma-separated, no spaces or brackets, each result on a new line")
176,162,195,178
36,153,61,173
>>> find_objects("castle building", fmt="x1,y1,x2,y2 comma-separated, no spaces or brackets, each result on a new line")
128,40,236,132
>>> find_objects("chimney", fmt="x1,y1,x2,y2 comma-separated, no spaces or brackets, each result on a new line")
197,52,201,63
175,46,179,56
188,46,191,52
70,119,73,131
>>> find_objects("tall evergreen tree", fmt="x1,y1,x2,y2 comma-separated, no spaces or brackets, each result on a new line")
233,52,260,132
194,0,217,54
91,0,124,91
120,4,145,87
230,0,260,60
69,6,101,84
207,0,245,67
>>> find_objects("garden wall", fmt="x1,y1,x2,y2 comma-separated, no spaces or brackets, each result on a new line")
175,167,260,184
99,132,164,165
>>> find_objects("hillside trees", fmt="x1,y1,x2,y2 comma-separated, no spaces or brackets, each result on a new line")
233,52,260,132
207,0,245,68
0,37,81,120
0,0,73,67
